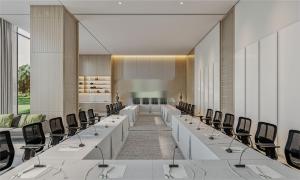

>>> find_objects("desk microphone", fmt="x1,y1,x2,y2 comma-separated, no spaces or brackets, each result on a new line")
76,133,85,147
209,128,216,140
169,145,179,168
234,147,250,168
34,154,46,168
225,134,237,153
95,146,108,168
93,125,99,136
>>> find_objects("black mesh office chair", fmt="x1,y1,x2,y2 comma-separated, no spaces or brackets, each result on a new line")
49,117,65,146
110,104,115,114
212,111,223,129
114,103,119,114
255,122,278,159
88,109,102,123
200,109,213,124
222,113,235,136
160,98,167,104
152,98,158,105
106,105,111,116
236,117,252,146
142,98,149,105
79,111,90,129
285,130,300,169
0,131,14,171
190,105,195,116
66,113,80,136
22,122,45,161
133,98,140,105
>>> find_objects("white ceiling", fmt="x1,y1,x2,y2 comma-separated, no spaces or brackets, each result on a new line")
0,0,238,55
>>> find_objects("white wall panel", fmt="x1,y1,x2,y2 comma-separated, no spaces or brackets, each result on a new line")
278,21,300,155
194,23,220,115
234,49,245,124
245,42,259,137
214,62,220,110
259,33,278,125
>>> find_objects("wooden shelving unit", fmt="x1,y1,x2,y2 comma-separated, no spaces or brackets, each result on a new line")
78,75,111,103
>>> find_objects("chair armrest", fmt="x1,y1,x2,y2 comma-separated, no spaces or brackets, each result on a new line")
256,143,280,148
235,133,251,137
66,127,81,130
213,121,222,124
20,144,45,150
201,117,211,120
222,126,233,129
50,133,68,137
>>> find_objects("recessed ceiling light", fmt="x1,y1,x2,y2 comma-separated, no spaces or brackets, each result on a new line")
118,1,123,5
180,2,184,5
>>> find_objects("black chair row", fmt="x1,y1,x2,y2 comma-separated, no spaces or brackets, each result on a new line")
176,102,195,116
0,109,102,172
133,98,167,105
198,109,300,169
106,102,124,116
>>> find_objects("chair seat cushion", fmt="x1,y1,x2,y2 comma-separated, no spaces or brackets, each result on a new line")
0,114,13,128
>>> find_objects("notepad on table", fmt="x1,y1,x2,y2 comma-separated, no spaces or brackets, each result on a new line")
247,165,283,179
163,164,187,179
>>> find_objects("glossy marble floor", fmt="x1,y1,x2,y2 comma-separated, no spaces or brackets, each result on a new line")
117,115,184,160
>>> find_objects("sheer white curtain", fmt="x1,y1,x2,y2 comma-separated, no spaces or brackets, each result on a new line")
0,18,13,113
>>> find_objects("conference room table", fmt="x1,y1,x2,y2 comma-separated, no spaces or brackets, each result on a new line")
119,105,139,127
2,114,300,179
161,105,181,127
38,115,129,160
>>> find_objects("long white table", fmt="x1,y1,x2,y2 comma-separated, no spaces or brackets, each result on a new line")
160,105,181,127
2,159,300,179
120,105,139,127
2,114,300,179
172,115,270,161
37,115,129,160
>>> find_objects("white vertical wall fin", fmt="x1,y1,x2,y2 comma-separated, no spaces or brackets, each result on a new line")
31,5,78,120
194,23,221,115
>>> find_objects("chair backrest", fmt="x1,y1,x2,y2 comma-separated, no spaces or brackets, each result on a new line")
133,98,140,105
142,98,149,105
213,111,223,122
190,105,195,116
49,117,65,135
152,98,158,105
22,122,45,152
236,117,252,134
223,113,235,127
66,114,78,136
255,122,277,144
160,98,167,104
187,104,192,113
87,109,95,119
106,105,111,116
0,131,15,171
66,113,78,128
285,130,300,169
110,104,114,113
206,109,213,118
49,117,65,145
79,111,88,123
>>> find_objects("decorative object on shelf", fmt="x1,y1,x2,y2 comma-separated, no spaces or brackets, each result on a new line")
79,82,83,85
90,82,94,85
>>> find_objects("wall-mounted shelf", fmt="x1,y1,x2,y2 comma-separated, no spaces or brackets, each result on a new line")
79,75,111,103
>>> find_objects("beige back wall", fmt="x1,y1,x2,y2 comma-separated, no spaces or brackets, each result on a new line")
112,56,187,105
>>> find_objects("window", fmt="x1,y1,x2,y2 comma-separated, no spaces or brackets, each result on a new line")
17,28,30,114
